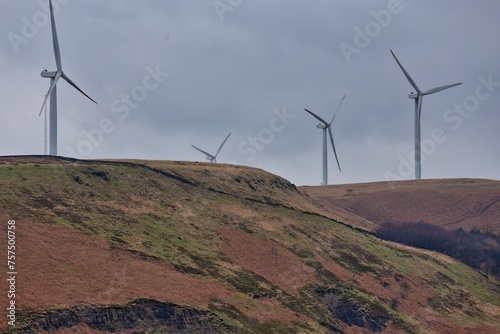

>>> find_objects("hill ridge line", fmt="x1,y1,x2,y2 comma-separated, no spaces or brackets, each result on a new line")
1,155,196,185
1,155,375,237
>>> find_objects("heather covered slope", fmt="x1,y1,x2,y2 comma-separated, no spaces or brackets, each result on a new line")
0,156,499,333
301,179,500,234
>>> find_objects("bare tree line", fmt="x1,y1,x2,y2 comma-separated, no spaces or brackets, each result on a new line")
376,222,500,276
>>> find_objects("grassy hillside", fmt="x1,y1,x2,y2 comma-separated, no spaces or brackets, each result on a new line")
301,179,500,234
0,156,499,333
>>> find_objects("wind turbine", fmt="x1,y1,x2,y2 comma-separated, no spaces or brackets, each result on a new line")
304,95,345,186
390,50,461,179
192,132,231,163
39,0,97,156
41,91,48,155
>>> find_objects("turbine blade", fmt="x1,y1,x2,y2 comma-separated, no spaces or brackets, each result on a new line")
215,132,231,157
327,127,341,172
191,145,214,159
329,94,346,125
38,72,62,116
304,108,328,125
390,49,421,94
423,82,462,96
39,94,51,118
49,0,62,71
61,73,97,104
417,96,423,123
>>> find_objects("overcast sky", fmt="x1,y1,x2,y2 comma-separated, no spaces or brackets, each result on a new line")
1,0,499,186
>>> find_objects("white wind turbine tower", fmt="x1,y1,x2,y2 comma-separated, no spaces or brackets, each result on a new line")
304,95,346,186
41,91,48,155
192,132,231,163
390,50,461,180
39,0,97,156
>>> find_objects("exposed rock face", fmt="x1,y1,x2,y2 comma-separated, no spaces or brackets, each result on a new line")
317,290,389,333
14,299,230,334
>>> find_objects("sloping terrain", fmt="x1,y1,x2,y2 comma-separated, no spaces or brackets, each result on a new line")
0,156,499,333
301,179,500,234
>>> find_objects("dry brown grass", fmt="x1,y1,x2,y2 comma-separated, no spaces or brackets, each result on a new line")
301,178,500,234
219,227,318,296
0,157,498,333
0,218,307,331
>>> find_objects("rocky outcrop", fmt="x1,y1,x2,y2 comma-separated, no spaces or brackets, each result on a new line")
13,299,230,334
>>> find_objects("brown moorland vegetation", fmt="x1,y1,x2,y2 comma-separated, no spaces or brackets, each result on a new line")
0,156,498,333
301,178,500,234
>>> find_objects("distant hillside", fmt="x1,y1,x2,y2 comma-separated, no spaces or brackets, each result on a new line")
0,157,499,333
301,178,500,235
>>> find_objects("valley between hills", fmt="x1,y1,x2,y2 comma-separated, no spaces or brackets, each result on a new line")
0,156,499,333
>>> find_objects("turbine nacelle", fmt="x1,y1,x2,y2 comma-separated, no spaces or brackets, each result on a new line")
316,123,327,129
408,92,419,99
41,70,58,78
